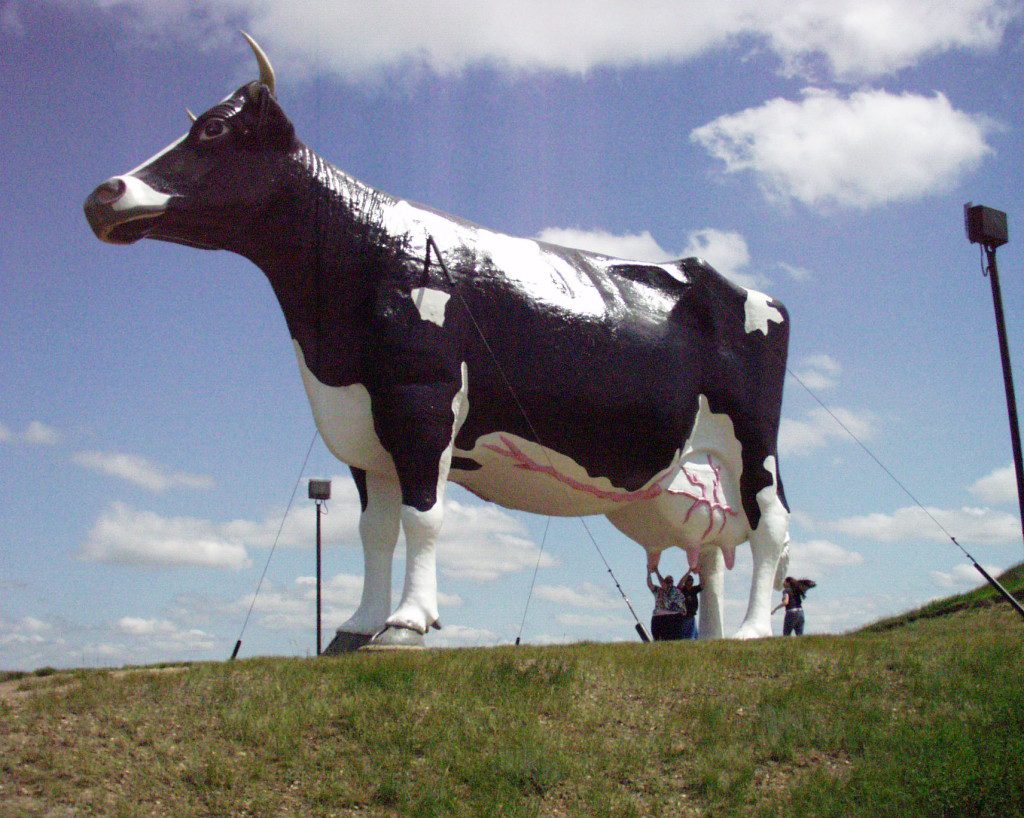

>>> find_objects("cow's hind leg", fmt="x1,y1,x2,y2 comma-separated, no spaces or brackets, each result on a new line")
328,468,401,652
697,546,725,639
734,455,789,639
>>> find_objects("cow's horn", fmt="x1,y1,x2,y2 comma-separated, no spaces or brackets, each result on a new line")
186,109,197,123
241,31,276,96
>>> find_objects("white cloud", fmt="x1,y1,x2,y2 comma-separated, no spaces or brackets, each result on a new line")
535,226,761,287
533,582,623,610
221,476,363,549
23,420,60,446
832,505,1022,545
779,406,874,456
931,562,1002,590
778,262,812,282
692,88,993,209
433,624,501,647
788,539,863,575
793,354,842,391
680,229,761,288
969,464,1019,506
78,480,546,580
81,502,251,569
116,616,215,651
86,1,1019,81
437,499,554,581
0,420,60,445
72,450,215,492
0,615,54,648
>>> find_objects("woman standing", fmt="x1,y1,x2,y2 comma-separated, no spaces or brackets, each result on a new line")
647,570,685,640
772,577,816,636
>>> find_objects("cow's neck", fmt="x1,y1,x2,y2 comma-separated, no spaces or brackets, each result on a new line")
239,146,402,388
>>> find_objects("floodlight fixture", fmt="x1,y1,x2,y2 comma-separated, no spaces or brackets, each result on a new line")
308,479,331,501
965,203,1008,249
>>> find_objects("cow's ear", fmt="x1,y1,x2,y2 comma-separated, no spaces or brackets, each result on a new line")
246,83,296,151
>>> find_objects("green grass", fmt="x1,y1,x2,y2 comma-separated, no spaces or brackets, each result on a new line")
1,602,1022,816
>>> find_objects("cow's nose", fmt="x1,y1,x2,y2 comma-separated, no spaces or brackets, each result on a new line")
91,178,126,206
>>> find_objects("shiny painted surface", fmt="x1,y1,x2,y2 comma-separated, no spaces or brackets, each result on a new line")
84,60,792,638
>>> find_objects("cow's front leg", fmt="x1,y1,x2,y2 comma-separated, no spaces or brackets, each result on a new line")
335,468,401,640
372,368,468,646
381,500,445,643
735,456,789,639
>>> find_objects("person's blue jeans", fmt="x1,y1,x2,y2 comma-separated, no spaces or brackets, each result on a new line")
783,609,805,636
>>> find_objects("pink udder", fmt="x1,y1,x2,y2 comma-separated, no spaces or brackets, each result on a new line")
667,455,739,542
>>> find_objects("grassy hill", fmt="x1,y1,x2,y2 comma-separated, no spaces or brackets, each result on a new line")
2,590,1022,816
863,561,1024,632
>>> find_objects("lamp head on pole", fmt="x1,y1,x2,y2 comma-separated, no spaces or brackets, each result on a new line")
965,203,1009,249
308,479,331,501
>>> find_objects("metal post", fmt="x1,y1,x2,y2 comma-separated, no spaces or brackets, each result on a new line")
316,499,322,656
307,478,331,657
984,245,1024,558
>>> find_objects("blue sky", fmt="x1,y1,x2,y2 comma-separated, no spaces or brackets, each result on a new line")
2,1,1023,670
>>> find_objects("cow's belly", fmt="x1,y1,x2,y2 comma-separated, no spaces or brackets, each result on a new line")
292,341,394,473
450,431,679,516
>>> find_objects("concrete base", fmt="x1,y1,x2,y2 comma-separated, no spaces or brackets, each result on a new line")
372,626,426,648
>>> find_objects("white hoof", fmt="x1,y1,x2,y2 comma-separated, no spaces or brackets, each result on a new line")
385,604,436,635
733,620,772,640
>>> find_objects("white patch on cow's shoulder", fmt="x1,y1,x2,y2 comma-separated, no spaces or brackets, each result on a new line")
410,287,451,327
291,340,393,473
743,289,784,335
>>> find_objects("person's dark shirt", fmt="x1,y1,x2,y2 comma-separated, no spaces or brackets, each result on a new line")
682,584,703,617
784,588,804,610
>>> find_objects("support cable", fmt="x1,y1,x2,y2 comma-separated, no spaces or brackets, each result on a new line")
425,235,652,641
515,515,551,645
230,428,321,660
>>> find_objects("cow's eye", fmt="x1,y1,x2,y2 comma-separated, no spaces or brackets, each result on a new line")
199,118,229,142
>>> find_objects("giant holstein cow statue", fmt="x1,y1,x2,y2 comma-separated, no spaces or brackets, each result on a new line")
85,36,791,648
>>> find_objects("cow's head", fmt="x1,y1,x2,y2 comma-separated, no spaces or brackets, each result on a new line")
84,34,297,252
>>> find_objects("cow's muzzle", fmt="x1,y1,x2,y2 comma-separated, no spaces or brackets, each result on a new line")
84,175,172,244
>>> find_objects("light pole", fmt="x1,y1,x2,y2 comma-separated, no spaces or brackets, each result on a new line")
308,479,331,655
963,204,1024,620
965,205,1024,556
